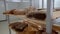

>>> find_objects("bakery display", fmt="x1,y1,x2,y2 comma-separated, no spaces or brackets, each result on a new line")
3,6,60,34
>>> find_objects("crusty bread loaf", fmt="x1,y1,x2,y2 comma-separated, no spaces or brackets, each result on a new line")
9,22,28,32
13,9,27,15
9,9,16,14
27,12,46,20
9,21,37,34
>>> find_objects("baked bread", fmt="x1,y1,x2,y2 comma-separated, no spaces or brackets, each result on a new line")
27,12,46,20
9,22,28,32
13,9,27,15
9,9,16,14
3,9,16,14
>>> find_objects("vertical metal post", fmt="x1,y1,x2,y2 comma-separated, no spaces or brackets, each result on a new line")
0,0,8,22
46,0,54,34
42,0,44,9
38,0,39,9
4,0,8,20
7,15,11,34
53,0,54,9
4,0,11,34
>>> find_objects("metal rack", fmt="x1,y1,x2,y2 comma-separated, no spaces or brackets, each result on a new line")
3,0,56,34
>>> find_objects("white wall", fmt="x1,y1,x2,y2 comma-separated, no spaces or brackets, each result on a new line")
6,2,19,10
6,0,39,9
32,0,39,9
39,0,60,8
6,2,30,9
54,0,60,8
17,2,30,9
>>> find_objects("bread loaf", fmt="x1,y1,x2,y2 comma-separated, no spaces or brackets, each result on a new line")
9,22,38,34
27,12,46,20
8,9,16,14
9,22,28,32
13,9,27,15
3,9,16,14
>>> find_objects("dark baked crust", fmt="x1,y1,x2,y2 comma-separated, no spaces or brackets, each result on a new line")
27,12,46,20
9,22,28,32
